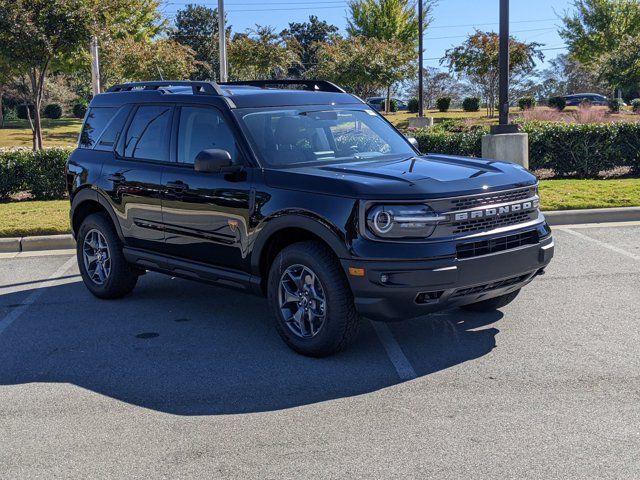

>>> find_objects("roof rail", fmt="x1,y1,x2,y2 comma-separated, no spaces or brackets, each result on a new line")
220,80,346,93
106,81,225,96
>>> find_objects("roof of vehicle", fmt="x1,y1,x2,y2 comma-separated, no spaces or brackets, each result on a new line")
564,93,607,98
88,80,366,109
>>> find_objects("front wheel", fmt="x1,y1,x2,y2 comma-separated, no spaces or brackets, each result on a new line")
77,213,138,299
267,241,359,357
461,289,521,312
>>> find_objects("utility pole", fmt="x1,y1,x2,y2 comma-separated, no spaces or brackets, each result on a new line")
218,0,228,82
90,36,101,96
417,0,424,117
498,0,509,126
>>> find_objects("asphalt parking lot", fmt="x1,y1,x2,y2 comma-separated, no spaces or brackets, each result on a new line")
0,223,639,479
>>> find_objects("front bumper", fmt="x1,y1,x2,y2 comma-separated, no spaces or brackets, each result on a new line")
342,233,554,322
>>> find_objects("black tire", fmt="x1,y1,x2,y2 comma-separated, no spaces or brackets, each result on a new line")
267,241,359,357
461,288,521,312
76,212,138,299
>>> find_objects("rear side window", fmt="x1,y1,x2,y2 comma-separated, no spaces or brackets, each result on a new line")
93,105,131,151
79,107,116,148
124,105,172,161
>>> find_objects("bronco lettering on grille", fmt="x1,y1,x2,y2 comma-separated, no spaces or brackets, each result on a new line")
452,199,539,221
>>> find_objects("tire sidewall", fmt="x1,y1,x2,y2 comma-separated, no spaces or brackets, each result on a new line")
267,245,353,356
76,213,127,297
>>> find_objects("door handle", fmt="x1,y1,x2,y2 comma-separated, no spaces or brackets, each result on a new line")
166,181,189,191
107,173,126,183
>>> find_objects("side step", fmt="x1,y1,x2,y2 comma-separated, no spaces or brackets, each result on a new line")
123,247,262,294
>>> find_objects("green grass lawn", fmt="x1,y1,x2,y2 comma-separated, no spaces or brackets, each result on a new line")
0,118,82,148
1,179,638,238
0,200,70,237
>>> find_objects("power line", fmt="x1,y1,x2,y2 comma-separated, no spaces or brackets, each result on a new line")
425,27,556,41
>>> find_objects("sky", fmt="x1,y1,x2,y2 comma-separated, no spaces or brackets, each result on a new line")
159,0,574,69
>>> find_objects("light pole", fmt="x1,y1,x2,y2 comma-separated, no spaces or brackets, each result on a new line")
498,0,509,126
418,0,424,117
90,36,101,96
218,0,228,82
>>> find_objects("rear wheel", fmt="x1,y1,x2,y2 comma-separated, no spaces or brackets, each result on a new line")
461,289,520,312
77,213,138,299
267,241,359,357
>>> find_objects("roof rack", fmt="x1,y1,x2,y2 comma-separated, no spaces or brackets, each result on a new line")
106,81,225,96
220,80,346,93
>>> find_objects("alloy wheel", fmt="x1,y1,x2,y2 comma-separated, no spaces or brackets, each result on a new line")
82,229,111,285
278,264,327,338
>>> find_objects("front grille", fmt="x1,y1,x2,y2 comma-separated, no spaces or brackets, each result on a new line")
451,211,533,234
449,187,535,211
451,273,531,298
456,229,539,259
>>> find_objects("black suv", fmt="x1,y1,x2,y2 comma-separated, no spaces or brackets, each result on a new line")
66,80,554,357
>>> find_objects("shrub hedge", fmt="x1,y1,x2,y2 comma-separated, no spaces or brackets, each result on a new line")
413,121,640,178
44,103,63,119
0,148,71,200
16,104,35,120
436,97,451,112
632,98,640,113
462,96,480,112
407,98,419,113
548,96,566,111
72,103,88,119
518,96,536,110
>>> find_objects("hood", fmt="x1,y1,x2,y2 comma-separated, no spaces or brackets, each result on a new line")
264,154,537,199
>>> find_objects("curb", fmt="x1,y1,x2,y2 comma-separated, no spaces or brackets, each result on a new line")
1,207,639,253
0,234,75,253
544,207,640,226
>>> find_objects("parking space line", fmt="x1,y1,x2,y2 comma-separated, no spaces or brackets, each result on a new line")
369,320,417,381
559,227,640,261
0,256,76,337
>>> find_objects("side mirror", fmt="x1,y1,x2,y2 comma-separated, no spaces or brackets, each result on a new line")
406,136,419,150
194,149,234,173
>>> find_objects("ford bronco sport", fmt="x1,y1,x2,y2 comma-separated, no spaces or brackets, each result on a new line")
66,80,554,357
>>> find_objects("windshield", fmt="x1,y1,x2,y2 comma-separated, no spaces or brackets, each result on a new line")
236,107,415,167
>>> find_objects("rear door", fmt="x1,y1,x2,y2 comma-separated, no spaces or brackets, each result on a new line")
101,104,173,252
160,104,253,270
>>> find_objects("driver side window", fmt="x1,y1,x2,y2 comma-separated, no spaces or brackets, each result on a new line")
177,106,238,165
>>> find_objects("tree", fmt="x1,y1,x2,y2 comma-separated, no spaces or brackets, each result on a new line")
102,38,196,83
409,67,459,109
313,37,414,99
281,16,339,78
0,0,91,150
0,56,12,128
170,4,224,80
347,0,435,112
443,31,543,117
228,26,299,80
540,53,607,96
347,0,427,44
560,0,640,64
599,35,640,99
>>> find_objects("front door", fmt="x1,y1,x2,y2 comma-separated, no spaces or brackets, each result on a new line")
161,105,253,271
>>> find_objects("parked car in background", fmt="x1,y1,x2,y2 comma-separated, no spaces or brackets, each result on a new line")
563,93,609,106
366,97,408,111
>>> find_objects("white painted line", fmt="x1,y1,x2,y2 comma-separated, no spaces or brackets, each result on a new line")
559,227,640,261
0,255,76,336
0,248,76,259
369,320,417,381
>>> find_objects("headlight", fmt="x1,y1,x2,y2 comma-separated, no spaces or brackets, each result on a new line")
366,204,443,239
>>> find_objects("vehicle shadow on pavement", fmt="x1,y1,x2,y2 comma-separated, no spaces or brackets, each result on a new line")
0,274,501,415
